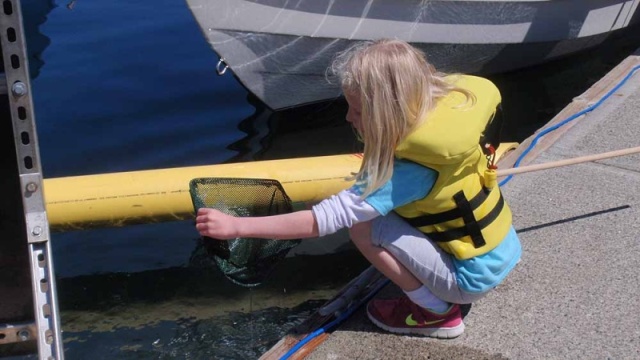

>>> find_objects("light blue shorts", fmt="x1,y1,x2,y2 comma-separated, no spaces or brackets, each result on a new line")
371,212,488,304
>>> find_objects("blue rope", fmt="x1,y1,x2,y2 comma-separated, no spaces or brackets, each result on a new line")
279,279,389,360
499,64,640,187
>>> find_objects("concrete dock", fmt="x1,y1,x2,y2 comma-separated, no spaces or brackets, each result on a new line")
294,49,640,359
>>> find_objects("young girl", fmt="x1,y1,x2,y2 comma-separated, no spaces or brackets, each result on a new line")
195,39,521,339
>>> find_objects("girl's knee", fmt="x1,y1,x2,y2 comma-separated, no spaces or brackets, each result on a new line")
349,221,373,245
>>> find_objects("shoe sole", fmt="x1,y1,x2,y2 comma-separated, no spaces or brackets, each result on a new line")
366,310,465,339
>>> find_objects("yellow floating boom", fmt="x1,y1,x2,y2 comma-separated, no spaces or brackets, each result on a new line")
44,154,362,231
44,143,517,232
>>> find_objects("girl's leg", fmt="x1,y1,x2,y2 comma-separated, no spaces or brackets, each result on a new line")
350,213,480,338
350,219,450,312
349,221,422,292
351,212,486,305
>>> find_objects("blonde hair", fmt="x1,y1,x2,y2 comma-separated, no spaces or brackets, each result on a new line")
329,39,473,197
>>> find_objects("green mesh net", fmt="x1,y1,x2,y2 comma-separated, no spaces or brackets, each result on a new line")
189,178,301,287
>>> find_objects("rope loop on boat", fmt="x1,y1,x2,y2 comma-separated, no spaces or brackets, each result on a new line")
216,57,229,75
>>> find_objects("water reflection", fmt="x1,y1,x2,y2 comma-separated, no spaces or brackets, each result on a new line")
61,300,323,359
51,252,369,359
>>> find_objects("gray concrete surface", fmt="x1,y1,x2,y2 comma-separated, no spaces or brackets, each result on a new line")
304,51,640,359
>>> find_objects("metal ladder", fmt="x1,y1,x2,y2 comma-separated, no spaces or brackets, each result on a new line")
0,0,64,358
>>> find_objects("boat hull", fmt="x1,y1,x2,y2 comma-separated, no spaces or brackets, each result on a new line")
186,0,640,110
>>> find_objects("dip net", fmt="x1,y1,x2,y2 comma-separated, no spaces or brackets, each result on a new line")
189,178,301,287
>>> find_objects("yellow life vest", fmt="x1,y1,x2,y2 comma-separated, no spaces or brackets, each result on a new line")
394,75,512,260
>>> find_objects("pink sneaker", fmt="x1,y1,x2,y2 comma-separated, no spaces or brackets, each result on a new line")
366,296,464,339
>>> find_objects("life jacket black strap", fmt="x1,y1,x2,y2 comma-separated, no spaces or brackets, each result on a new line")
405,188,490,228
424,191,505,247
453,191,485,248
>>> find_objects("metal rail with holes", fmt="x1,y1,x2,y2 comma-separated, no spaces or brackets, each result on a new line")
0,0,64,358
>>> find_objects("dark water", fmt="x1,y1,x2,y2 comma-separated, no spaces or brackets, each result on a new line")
34,0,255,277
3,0,640,358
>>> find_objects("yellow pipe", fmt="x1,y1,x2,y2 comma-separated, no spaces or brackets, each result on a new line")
44,143,517,232
44,154,361,231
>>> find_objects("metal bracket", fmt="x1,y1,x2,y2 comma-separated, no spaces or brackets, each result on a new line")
0,0,64,358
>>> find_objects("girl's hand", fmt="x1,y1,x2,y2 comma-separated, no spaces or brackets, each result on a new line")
195,208,239,240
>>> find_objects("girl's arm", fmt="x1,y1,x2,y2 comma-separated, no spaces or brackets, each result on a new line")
195,208,319,240
195,161,435,241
